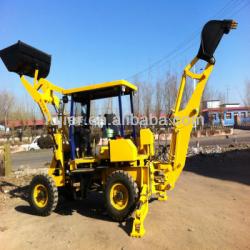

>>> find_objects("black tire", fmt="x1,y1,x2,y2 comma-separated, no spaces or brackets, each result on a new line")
105,170,139,222
37,136,54,149
29,174,58,216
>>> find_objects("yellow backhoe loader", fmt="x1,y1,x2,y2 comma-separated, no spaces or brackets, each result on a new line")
0,19,237,237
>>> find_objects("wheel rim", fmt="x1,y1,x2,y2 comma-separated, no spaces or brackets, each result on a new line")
33,184,48,208
110,182,129,211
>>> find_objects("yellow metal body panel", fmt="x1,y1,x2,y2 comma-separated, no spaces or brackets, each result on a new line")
74,157,97,164
69,157,97,170
48,156,64,187
139,128,155,156
140,128,154,145
48,131,65,186
110,139,138,162
63,79,137,95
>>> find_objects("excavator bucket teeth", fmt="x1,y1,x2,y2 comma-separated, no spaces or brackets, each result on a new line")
197,19,237,64
0,40,51,79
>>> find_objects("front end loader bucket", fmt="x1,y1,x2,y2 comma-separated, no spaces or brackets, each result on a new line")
0,40,51,79
197,19,237,64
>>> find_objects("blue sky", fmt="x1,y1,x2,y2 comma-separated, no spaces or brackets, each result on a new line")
0,0,249,104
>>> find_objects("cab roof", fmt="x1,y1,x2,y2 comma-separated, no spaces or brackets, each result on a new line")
63,80,137,101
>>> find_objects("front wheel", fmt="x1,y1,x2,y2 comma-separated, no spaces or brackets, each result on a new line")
29,174,58,216
105,170,139,222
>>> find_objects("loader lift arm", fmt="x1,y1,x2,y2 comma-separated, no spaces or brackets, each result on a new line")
20,72,64,123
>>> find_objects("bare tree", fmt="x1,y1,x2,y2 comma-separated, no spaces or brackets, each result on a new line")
201,81,228,110
0,91,14,130
217,91,226,104
90,100,97,116
155,80,163,119
132,77,142,116
141,81,153,119
243,80,250,106
0,91,42,136
202,82,216,102
163,72,178,114
104,98,113,114
182,77,193,109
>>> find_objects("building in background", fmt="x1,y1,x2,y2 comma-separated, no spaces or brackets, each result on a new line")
203,100,221,109
202,101,250,127
0,119,45,131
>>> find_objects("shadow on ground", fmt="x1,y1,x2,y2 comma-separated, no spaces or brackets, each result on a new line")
185,148,250,186
0,180,29,200
14,190,133,235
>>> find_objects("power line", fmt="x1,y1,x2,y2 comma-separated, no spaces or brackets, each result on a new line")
211,0,240,18
156,0,249,72
229,0,250,17
125,0,246,81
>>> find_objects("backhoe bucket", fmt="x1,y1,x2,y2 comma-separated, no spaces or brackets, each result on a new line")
197,19,237,64
0,41,51,79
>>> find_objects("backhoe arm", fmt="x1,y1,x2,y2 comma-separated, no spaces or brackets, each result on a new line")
168,57,213,186
131,19,237,238
166,19,237,188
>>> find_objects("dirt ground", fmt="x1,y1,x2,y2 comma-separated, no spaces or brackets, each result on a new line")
0,146,250,250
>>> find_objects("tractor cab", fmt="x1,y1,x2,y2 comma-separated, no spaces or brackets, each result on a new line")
63,80,154,165
63,80,142,160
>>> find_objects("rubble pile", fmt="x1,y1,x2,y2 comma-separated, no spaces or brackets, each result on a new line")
188,143,250,157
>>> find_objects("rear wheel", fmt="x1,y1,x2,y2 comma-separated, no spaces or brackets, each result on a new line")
105,170,139,222
29,174,58,216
